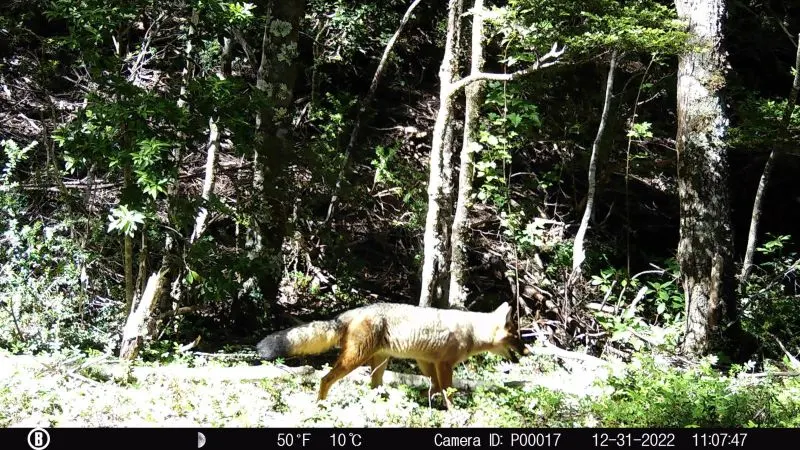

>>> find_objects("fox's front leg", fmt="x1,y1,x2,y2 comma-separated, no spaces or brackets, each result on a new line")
318,343,371,401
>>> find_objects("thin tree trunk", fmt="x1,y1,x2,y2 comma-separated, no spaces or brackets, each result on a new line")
448,0,486,310
250,18,271,210
160,6,197,313
177,9,198,109
419,0,464,308
124,234,134,315
325,0,423,223
190,116,220,244
135,229,148,299
123,165,135,318
236,19,275,315
572,50,618,273
218,37,232,80
418,23,563,309
739,34,800,287
675,0,737,356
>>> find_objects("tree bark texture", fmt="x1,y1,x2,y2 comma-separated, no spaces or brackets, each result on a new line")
675,0,737,356
241,0,305,309
419,0,463,308
448,0,486,310
123,165,135,318
739,34,800,287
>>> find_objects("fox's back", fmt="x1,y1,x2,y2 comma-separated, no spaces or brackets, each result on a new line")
339,303,496,363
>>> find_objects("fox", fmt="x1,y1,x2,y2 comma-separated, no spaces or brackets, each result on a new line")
256,302,529,408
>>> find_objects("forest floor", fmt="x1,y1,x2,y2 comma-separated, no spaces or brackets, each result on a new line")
0,346,618,427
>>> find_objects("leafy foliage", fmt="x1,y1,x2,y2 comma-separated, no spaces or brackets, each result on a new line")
592,354,800,427
488,0,688,60
739,234,800,359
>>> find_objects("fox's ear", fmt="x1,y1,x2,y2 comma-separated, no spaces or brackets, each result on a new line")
494,302,512,320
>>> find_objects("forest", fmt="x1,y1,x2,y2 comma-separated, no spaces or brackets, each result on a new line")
1,0,800,428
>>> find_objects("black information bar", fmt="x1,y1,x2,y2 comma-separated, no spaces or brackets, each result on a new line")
4,427,792,450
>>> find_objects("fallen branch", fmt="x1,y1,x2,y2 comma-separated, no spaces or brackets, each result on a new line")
741,371,800,378
119,269,168,360
523,341,610,368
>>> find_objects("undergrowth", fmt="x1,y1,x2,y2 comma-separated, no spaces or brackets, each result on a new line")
2,347,799,427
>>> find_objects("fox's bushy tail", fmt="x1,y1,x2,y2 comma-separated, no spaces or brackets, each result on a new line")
256,319,343,360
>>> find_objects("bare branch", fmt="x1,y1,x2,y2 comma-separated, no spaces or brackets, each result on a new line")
739,33,800,286
572,50,618,273
232,28,258,67
128,12,165,84
446,42,565,97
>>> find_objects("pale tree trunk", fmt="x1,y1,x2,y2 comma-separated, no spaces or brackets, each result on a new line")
418,13,564,309
177,9,199,109
189,33,231,245
419,0,464,308
448,0,486,310
162,7,199,307
219,37,233,80
572,50,618,274
326,0,423,222
190,116,220,244
675,0,737,356
119,27,135,318
739,34,800,288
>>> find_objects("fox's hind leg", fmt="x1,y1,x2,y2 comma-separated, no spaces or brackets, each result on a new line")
417,360,441,392
434,362,454,410
417,359,444,407
370,355,389,388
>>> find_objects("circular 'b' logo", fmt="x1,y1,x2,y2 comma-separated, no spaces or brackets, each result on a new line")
27,427,51,450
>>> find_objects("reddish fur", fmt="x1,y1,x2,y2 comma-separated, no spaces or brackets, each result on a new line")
258,302,529,409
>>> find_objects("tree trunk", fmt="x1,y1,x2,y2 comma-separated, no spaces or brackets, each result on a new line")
419,0,464,308
573,51,617,274
177,9,198,109
675,0,737,356
240,0,306,314
190,116,220,244
124,233,134,315
123,165,135,318
448,0,486,310
739,34,800,288
418,5,563,309
119,270,168,360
